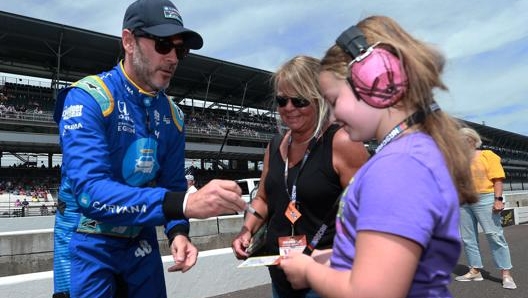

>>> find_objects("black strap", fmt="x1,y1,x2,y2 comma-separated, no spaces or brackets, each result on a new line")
303,194,341,256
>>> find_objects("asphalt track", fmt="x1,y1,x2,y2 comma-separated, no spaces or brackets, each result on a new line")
210,224,527,298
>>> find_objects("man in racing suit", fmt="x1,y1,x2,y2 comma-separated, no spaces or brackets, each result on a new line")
52,0,246,297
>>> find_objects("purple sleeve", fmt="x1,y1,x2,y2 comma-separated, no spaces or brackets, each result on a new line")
355,154,447,248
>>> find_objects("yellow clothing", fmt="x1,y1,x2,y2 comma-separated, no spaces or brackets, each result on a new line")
471,150,505,194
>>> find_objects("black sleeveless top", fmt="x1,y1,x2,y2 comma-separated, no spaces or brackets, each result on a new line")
265,124,343,297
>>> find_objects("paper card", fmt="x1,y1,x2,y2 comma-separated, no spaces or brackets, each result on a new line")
237,255,281,268
278,235,306,256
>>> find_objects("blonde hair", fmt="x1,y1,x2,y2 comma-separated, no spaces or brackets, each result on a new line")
320,15,477,205
459,127,482,148
272,55,330,138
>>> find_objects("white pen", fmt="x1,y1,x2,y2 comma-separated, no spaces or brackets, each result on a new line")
245,204,264,220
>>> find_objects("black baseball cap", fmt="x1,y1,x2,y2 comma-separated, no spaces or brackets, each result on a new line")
123,0,203,49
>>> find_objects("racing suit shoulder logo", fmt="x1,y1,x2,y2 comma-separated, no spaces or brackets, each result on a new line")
62,104,83,120
73,75,115,117
64,123,83,131
167,97,184,132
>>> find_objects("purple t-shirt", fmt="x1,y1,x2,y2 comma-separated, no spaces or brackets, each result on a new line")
330,132,460,297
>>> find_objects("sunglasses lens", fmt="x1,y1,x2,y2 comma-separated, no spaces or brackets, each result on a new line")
154,40,173,55
276,96,288,107
135,30,189,59
175,48,189,60
291,98,310,108
151,38,188,59
276,96,310,108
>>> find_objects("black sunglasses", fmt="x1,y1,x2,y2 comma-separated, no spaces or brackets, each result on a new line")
133,30,190,60
275,96,310,108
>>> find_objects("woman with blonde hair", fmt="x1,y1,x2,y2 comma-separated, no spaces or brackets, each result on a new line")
456,127,516,289
232,55,369,298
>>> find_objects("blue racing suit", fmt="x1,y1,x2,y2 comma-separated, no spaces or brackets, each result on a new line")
53,61,189,298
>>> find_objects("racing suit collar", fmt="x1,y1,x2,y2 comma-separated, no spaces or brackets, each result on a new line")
118,60,163,104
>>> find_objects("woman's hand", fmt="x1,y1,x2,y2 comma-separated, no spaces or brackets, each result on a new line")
231,226,252,260
492,199,505,213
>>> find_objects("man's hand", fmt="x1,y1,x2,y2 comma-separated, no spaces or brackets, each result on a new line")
167,234,198,273
184,179,245,218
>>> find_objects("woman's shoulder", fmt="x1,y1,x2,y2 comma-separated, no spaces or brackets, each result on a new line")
331,127,365,150
480,149,496,155
331,127,370,167
479,149,501,162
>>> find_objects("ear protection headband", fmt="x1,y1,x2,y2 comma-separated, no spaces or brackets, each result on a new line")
336,26,407,108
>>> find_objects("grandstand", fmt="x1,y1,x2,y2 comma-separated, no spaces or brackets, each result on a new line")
0,167,59,218
1,9,528,220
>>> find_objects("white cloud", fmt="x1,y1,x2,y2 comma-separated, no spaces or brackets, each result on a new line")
439,1,528,59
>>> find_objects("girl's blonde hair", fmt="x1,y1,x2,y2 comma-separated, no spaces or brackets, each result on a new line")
272,55,330,138
320,15,477,205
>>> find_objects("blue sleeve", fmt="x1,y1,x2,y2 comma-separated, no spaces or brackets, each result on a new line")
58,88,174,227
154,110,189,236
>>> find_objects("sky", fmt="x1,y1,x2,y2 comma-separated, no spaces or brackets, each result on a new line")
1,0,528,136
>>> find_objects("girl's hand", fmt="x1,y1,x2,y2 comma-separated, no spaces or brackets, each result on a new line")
279,251,314,289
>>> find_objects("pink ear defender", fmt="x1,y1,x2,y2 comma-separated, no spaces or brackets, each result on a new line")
336,26,408,108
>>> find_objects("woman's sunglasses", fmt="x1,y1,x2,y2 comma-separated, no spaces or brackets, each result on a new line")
275,96,310,108
133,30,190,60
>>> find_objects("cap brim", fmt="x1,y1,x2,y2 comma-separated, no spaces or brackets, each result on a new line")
142,24,203,50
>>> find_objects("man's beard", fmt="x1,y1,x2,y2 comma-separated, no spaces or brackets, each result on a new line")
132,43,169,92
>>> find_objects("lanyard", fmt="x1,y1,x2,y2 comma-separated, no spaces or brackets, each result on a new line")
302,191,342,256
375,105,436,153
283,133,318,236
283,134,317,204
375,120,410,153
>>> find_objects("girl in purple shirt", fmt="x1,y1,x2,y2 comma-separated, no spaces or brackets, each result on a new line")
280,15,477,297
